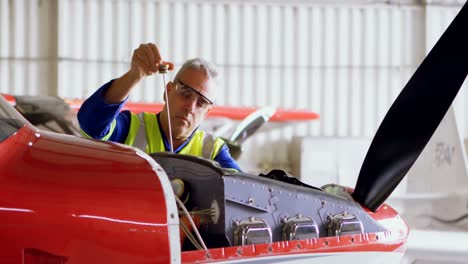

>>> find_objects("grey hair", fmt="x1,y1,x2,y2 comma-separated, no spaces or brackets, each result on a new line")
174,58,219,83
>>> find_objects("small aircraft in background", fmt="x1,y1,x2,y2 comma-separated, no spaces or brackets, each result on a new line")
64,98,319,123
1,93,318,160
0,1,466,263
2,93,319,124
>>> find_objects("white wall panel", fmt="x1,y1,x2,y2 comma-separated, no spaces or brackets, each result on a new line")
0,1,9,58
0,0,56,96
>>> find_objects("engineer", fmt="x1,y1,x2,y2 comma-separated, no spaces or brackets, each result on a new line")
78,43,241,171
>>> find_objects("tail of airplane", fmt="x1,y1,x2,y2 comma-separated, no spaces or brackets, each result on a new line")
388,106,468,231
403,106,468,194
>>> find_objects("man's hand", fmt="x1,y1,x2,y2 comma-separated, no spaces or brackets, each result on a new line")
129,43,174,79
103,43,174,104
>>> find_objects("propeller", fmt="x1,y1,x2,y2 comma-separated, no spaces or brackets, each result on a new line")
353,2,468,212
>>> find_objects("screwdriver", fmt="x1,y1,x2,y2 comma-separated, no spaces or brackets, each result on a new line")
159,63,174,153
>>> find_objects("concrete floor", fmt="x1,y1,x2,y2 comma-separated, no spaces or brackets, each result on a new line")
402,230,468,263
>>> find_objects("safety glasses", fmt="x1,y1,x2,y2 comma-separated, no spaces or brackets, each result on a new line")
175,80,213,109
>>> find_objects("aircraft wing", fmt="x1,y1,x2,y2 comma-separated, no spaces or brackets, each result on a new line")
64,98,319,122
2,95,319,123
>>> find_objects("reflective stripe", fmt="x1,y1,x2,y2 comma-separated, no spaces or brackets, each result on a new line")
124,113,150,152
124,113,139,146
210,136,227,160
202,133,216,159
124,112,224,160
80,119,116,141
80,128,91,138
132,113,148,151
144,113,166,154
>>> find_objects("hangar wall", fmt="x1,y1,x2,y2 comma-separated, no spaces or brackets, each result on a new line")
0,0,466,173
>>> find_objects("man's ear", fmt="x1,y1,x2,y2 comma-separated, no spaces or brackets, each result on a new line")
204,106,212,118
162,81,174,102
167,81,174,92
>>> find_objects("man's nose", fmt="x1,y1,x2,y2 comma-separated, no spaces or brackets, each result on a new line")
185,97,197,113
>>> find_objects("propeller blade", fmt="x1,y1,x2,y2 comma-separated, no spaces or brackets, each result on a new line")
353,3,468,211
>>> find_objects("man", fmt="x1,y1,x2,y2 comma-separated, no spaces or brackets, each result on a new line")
78,43,241,171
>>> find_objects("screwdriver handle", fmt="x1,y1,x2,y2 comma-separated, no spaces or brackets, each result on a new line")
159,64,169,74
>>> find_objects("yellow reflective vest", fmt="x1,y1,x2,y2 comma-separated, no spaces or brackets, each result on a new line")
123,112,225,160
